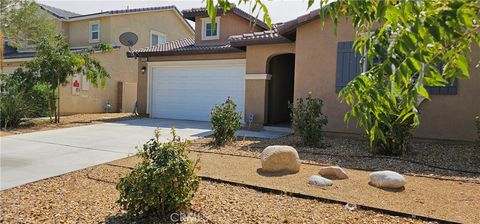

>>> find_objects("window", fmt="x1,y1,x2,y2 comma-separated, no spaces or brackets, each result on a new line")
150,31,166,46
89,21,100,43
201,17,220,40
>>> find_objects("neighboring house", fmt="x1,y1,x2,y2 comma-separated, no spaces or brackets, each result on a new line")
130,6,479,142
2,4,194,114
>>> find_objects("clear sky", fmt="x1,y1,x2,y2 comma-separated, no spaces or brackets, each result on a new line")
36,0,319,24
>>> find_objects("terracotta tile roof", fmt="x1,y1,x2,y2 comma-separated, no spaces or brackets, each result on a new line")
127,37,243,57
229,23,291,47
182,6,269,30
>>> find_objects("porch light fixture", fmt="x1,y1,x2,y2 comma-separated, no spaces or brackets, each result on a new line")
141,66,146,74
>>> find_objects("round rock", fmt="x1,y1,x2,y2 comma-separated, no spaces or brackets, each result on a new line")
369,170,405,188
318,166,348,179
308,175,333,186
261,145,300,173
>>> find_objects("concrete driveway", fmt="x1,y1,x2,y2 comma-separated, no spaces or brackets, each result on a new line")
0,118,212,190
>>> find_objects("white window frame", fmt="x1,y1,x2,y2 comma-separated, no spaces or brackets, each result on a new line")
201,17,220,40
150,30,167,46
89,20,100,43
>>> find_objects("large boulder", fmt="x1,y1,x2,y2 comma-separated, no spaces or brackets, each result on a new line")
369,170,405,188
308,175,333,186
318,166,348,179
261,145,300,173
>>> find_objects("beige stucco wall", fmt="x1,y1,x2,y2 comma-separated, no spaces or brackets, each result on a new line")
67,17,112,47
66,9,194,48
194,12,264,46
294,18,480,141
3,9,194,114
1,61,26,74
108,10,194,49
136,52,246,114
57,9,193,114
415,44,480,141
244,43,295,126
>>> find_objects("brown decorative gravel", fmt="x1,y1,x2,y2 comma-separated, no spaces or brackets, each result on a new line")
0,162,425,224
190,135,480,183
0,113,138,137
186,151,480,223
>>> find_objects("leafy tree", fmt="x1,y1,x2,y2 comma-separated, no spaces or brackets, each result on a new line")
206,0,480,154
21,35,110,123
0,0,57,48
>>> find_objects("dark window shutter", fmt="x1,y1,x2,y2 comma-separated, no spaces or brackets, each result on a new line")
426,81,458,95
335,41,362,93
425,63,458,95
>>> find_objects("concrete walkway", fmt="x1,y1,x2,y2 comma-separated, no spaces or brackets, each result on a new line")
112,151,480,224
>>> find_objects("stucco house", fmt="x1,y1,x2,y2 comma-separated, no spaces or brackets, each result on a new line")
2,4,194,114
129,6,479,142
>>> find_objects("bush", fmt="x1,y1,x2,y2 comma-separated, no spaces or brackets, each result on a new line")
289,93,328,147
28,83,50,117
0,91,35,128
210,97,242,146
371,115,412,155
0,71,49,127
116,128,200,219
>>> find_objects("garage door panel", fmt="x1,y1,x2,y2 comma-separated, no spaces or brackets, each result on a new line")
150,60,245,121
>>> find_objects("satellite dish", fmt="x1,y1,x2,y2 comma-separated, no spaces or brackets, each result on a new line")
119,32,138,49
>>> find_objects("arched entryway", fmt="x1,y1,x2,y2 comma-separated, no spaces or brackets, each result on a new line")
266,53,295,125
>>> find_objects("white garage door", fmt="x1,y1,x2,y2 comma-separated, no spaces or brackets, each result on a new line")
149,59,245,121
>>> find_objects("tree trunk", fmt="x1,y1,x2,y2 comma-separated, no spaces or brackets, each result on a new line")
56,78,61,123
46,89,53,122
53,89,57,123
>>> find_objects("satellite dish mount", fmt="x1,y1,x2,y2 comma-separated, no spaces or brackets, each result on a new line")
119,32,138,53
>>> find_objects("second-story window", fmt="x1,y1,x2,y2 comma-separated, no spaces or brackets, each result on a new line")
89,21,100,43
201,17,220,40
150,31,166,46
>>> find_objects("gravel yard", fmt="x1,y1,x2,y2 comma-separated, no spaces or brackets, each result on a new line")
191,135,480,183
0,113,138,137
0,162,425,224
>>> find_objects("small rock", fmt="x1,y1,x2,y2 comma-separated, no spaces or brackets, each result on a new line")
318,166,348,179
369,170,405,188
261,146,300,173
308,175,333,186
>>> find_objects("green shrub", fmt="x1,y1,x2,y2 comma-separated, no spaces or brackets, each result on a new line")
210,97,242,146
116,128,200,219
0,91,35,128
0,71,49,126
28,83,50,117
289,93,328,147
371,115,412,155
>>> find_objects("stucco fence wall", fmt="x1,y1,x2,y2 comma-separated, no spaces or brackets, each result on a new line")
59,47,138,114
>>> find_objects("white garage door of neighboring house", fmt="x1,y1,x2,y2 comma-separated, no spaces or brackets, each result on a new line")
148,59,246,121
